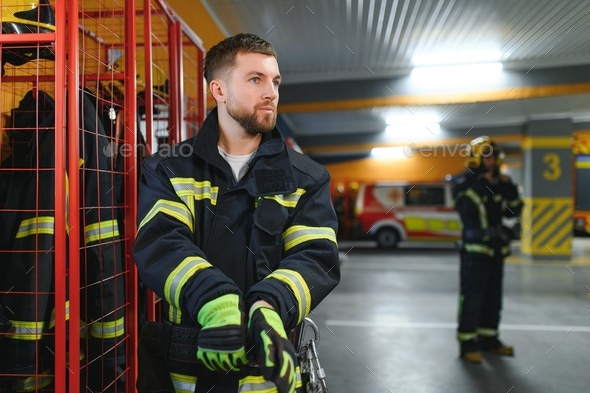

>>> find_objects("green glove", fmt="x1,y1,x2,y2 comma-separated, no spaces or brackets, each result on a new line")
248,305,297,393
196,293,248,372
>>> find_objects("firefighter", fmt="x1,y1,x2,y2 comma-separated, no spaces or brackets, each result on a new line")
453,136,523,363
133,33,340,393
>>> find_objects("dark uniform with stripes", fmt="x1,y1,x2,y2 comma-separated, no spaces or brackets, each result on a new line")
133,107,340,393
453,171,523,348
0,90,126,392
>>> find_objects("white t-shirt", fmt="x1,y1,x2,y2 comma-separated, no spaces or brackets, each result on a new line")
218,146,256,182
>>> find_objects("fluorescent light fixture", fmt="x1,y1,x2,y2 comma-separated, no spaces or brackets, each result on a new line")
385,122,440,134
370,147,410,159
385,114,439,125
412,50,502,67
411,62,503,84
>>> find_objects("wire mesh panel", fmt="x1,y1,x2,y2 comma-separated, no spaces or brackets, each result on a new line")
77,3,131,391
180,28,205,141
0,1,137,391
0,2,62,392
134,0,207,325
136,0,173,154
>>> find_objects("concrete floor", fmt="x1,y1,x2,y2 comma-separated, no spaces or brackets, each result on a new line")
308,240,590,393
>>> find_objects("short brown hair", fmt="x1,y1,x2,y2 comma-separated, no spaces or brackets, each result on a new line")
204,33,276,84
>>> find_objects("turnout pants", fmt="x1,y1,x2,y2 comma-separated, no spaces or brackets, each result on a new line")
457,250,504,341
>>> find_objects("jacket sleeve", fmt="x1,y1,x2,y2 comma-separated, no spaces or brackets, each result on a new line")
500,179,523,218
453,177,478,222
245,170,340,330
133,156,240,325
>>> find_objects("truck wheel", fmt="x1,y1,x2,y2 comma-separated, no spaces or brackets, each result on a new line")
376,228,400,249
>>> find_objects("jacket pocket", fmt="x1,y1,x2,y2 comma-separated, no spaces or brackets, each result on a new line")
251,198,289,274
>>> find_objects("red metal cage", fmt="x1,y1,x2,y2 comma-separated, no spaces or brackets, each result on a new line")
0,1,205,391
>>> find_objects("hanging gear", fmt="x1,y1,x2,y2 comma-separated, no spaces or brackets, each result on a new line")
0,90,126,391
295,318,329,393
1,0,56,75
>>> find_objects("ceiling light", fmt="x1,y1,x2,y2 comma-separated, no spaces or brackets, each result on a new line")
370,147,410,159
412,50,502,67
385,122,440,136
410,62,503,84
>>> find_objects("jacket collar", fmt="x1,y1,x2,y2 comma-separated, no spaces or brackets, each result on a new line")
193,107,297,195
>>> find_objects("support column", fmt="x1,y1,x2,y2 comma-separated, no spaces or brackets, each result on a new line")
521,119,573,259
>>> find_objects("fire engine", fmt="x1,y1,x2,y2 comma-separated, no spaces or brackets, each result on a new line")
354,182,462,248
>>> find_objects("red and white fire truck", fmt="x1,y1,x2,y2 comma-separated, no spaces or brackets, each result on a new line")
354,182,462,248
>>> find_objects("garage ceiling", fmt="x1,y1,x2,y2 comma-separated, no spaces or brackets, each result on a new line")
201,0,590,155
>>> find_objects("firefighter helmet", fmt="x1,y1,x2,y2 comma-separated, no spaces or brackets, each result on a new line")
1,0,56,34
465,136,505,169
1,0,56,75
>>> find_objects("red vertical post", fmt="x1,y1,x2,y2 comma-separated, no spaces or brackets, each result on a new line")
53,1,68,392
177,26,185,141
143,0,154,154
125,0,139,391
143,0,158,322
67,0,81,389
169,21,182,145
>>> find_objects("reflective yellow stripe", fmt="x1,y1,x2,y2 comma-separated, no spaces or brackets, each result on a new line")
238,367,302,392
168,305,182,324
464,243,494,257
138,199,194,233
7,321,44,340
283,225,337,252
84,219,120,244
457,332,478,342
48,300,70,330
164,257,212,311
507,198,522,208
239,376,277,393
464,189,488,229
15,217,55,238
170,372,197,393
477,327,498,337
13,370,53,392
170,178,219,206
501,246,511,256
89,317,125,339
268,269,311,324
263,188,306,208
168,368,303,393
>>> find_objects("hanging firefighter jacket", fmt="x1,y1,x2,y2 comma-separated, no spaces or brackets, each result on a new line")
0,89,126,392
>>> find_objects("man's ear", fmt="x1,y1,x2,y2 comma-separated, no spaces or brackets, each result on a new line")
209,79,226,104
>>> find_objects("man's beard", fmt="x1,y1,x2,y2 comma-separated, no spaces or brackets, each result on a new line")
227,100,276,136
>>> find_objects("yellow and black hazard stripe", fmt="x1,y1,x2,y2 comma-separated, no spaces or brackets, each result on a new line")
521,197,573,256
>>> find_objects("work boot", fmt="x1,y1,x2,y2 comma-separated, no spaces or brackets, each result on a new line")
460,339,482,363
479,336,514,356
